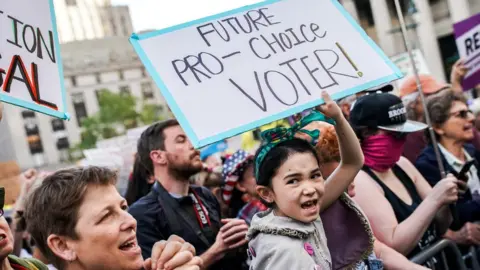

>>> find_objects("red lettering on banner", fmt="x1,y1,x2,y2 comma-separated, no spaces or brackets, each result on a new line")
0,55,58,110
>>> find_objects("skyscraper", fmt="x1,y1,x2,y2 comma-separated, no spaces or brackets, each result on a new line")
53,0,133,43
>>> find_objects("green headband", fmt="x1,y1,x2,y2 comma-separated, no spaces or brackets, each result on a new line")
254,110,336,180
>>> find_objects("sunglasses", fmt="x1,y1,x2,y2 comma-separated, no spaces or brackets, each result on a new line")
450,110,473,119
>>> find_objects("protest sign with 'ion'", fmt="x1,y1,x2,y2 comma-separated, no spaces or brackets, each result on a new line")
131,0,402,148
0,0,68,119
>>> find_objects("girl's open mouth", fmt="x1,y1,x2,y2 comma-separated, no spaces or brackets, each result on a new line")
301,199,318,209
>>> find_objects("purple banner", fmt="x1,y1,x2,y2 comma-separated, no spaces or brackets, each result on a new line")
454,13,480,90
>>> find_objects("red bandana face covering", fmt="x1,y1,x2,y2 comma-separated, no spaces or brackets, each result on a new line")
361,134,406,172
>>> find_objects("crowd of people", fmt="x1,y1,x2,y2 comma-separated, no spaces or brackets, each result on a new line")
0,58,479,269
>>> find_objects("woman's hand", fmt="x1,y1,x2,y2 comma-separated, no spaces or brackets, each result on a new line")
316,91,344,121
426,174,459,206
145,235,203,270
15,169,39,211
450,59,469,92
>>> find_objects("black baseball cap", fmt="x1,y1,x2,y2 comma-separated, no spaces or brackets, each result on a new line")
350,93,427,133
364,83,394,93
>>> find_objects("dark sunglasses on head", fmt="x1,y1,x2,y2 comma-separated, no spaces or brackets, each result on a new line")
450,110,473,119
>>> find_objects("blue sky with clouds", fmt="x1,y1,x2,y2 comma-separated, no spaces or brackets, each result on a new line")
111,0,261,32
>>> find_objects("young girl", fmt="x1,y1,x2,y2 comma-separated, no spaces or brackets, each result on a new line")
246,92,366,269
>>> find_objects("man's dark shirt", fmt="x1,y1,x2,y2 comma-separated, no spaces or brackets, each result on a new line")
129,181,245,270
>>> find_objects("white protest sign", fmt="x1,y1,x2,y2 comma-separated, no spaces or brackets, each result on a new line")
83,148,124,169
0,0,68,119
131,0,402,148
391,49,430,88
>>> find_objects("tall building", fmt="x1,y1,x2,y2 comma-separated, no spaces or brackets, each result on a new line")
101,5,134,37
53,0,133,43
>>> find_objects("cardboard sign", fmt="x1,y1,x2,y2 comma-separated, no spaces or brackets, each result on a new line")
0,0,69,119
131,0,402,148
454,13,480,90
391,49,430,88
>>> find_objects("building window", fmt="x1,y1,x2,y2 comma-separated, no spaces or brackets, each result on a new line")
24,124,39,136
71,76,77,87
118,70,124,80
111,19,118,36
65,0,77,6
27,136,44,154
120,16,129,36
56,137,70,150
95,73,101,84
21,112,43,155
51,119,66,132
141,67,147,78
72,93,88,126
95,89,108,105
120,85,131,96
141,82,154,99
21,110,35,119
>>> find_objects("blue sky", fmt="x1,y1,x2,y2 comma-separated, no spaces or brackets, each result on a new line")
111,0,261,32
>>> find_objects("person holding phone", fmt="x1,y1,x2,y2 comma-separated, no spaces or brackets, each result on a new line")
416,89,480,245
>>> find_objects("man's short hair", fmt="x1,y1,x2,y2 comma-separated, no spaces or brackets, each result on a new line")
137,119,179,175
24,167,117,269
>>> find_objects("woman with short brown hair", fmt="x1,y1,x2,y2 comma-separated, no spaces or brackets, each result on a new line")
24,166,202,270
417,89,480,245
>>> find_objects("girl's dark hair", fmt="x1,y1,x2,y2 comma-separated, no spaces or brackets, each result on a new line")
255,138,320,187
125,155,154,206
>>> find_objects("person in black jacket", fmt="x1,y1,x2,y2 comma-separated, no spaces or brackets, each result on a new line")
416,89,480,245
129,120,248,270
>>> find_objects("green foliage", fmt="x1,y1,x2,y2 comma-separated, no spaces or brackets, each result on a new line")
97,90,138,125
71,89,165,155
140,104,164,125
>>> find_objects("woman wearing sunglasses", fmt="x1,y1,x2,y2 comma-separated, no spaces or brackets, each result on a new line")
349,93,458,269
416,89,480,245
